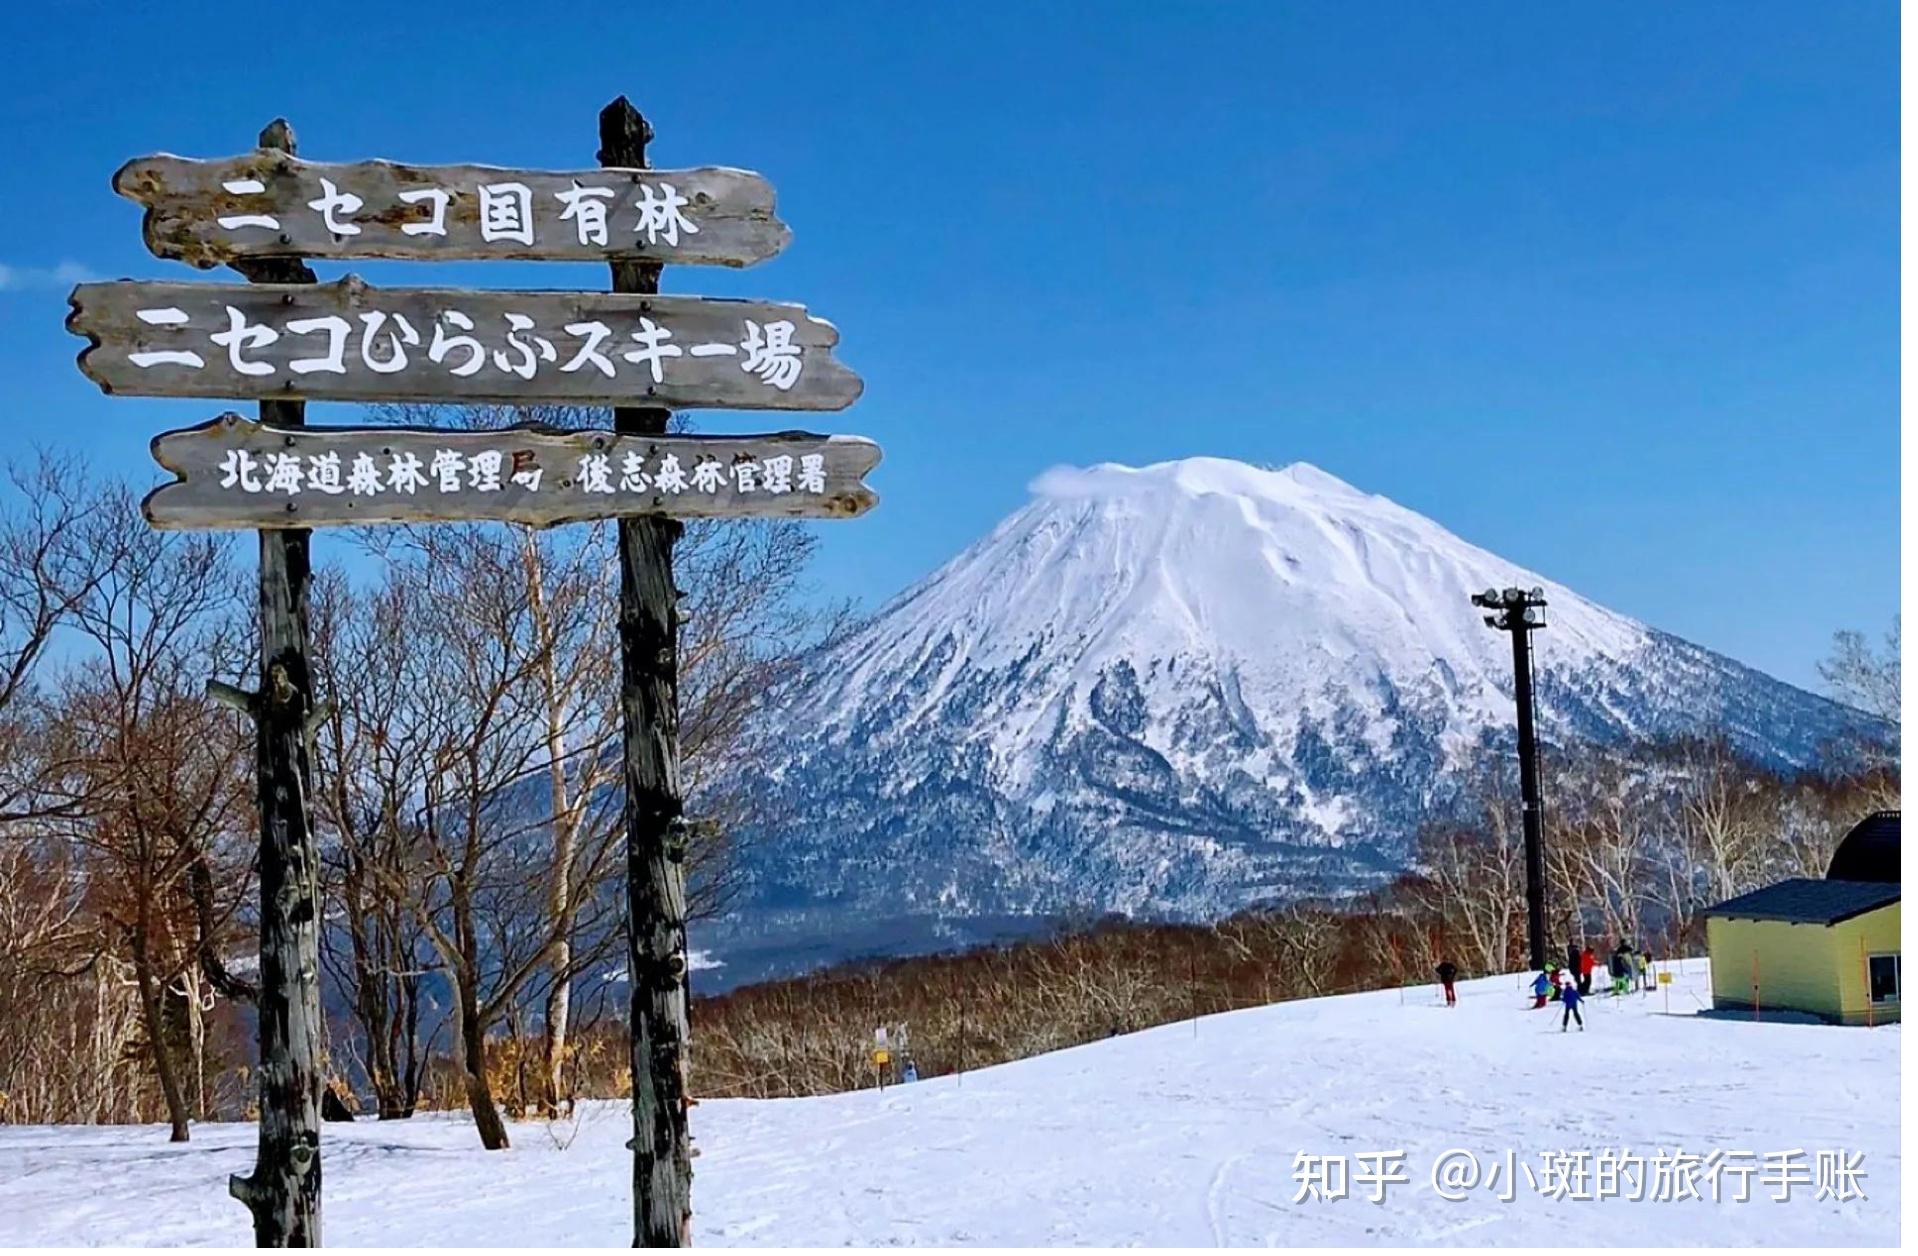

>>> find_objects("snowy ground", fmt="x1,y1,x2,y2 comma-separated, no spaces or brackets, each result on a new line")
0,964,1897,1246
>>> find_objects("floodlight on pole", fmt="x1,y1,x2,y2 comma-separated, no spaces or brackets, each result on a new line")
1471,585,1550,972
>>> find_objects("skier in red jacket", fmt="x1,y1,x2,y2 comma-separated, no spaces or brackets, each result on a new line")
1578,945,1597,996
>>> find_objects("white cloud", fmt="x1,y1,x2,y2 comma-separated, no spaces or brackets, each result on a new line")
0,260,97,291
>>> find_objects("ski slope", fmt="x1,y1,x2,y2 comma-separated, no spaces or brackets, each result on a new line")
0,965,1897,1246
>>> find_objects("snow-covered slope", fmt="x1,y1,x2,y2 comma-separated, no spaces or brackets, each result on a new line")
728,459,1872,940
0,965,1896,1246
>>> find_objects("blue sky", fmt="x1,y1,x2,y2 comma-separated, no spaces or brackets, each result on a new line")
0,3,1896,689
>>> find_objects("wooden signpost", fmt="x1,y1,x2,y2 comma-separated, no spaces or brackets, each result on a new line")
69,279,862,410
143,416,881,529
221,117,326,1251
115,152,789,268
73,98,876,1249
599,97,694,1250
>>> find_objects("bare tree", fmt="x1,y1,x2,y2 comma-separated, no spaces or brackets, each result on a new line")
327,522,623,1149
510,522,623,1118
1402,761,1525,974
675,513,850,918
34,486,252,1141
317,402,848,1140
310,571,443,1119
1556,752,1667,946
1818,616,1900,726
1646,738,1783,947
0,454,110,825
0,840,105,1121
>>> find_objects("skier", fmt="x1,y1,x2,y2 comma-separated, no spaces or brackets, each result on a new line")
1565,940,1581,983
901,1059,919,1084
1579,945,1597,996
1561,974,1585,1032
1610,942,1632,996
1435,959,1459,1007
1640,947,1655,992
1530,970,1553,1009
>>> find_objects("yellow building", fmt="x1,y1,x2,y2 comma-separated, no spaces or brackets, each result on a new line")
1703,812,1901,1026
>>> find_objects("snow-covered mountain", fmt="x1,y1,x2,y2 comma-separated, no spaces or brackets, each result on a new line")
722,458,1875,954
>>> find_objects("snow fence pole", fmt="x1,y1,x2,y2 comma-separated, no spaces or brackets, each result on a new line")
1190,943,1199,1037
601,96,696,1248
957,983,966,1088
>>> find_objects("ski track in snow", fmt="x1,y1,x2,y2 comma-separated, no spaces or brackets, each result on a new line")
0,967,1896,1246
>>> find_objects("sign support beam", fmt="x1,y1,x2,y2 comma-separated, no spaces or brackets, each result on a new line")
222,117,325,1249
602,95,695,1249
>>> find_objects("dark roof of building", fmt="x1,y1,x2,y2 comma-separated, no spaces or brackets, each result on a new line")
1827,810,1899,883
1704,877,1900,926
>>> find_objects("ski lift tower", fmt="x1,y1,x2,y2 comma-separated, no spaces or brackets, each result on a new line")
1472,586,1550,972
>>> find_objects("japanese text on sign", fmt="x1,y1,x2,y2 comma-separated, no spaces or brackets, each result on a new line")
212,443,830,499
67,280,863,410
140,417,882,531
114,154,790,267
128,304,806,390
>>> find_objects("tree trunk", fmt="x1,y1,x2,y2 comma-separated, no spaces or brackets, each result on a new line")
523,533,578,1121
131,943,191,1143
399,965,423,1117
183,971,208,1121
455,969,510,1150
361,977,403,1119
343,856,410,1119
541,964,572,1118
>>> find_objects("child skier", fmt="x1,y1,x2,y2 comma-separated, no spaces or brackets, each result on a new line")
1530,970,1553,1009
1561,975,1585,1031
1610,942,1632,996
1579,945,1597,995
1435,959,1459,1007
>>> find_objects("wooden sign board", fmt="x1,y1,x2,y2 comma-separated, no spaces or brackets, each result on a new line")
116,153,789,268
143,415,881,530
69,278,862,411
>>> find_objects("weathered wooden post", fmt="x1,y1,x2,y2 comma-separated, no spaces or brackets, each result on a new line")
599,95,695,1249
224,117,325,1248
